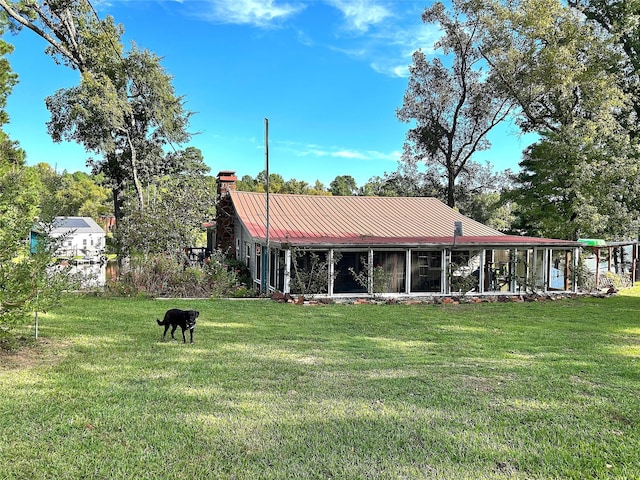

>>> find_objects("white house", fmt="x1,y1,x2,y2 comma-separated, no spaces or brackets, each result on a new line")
50,216,106,261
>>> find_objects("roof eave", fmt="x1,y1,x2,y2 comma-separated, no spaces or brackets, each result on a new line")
257,236,582,249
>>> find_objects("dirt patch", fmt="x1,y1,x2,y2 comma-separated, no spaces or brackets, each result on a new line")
0,337,70,371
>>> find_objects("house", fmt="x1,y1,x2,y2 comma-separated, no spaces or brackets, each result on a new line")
212,171,583,297
48,216,106,261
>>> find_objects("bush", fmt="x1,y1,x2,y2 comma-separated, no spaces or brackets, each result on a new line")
105,250,252,298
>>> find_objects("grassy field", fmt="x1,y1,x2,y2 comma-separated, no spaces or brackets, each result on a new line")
1,290,639,479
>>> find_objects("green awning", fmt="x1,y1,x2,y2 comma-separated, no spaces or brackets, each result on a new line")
578,238,607,247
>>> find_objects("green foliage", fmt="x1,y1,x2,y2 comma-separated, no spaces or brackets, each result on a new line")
397,2,514,207
0,36,17,126
509,127,640,240
447,261,479,294
329,175,357,196
566,0,640,136
348,256,392,299
32,164,111,220
463,0,640,240
290,248,340,298
107,250,250,298
0,212,71,336
572,252,596,291
114,149,215,256
469,0,625,134
1,1,194,222
0,14,68,337
237,170,330,195
361,163,443,198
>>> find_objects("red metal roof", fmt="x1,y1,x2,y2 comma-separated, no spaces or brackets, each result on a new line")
229,191,580,248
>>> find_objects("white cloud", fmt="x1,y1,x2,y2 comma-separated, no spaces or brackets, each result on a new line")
332,150,366,159
192,1,440,79
325,0,392,32
199,0,305,27
279,141,398,163
370,62,409,78
318,2,440,78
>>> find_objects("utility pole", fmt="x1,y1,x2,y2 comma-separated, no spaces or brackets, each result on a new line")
263,118,270,294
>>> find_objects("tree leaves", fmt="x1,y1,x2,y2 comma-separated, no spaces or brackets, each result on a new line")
397,2,514,207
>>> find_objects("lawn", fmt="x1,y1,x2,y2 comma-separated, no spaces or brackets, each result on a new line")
1,290,639,479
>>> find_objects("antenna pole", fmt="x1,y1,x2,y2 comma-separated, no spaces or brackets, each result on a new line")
263,118,270,294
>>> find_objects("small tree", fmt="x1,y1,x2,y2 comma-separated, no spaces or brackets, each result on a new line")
290,248,341,299
1,217,72,343
348,256,392,300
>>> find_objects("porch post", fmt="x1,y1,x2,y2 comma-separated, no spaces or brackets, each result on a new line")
532,248,538,292
368,249,374,294
283,249,291,294
526,249,531,292
442,249,449,294
632,243,638,284
406,249,412,295
564,250,570,291
572,247,579,292
328,249,335,296
544,248,551,291
510,249,517,293
479,249,486,294
595,248,600,289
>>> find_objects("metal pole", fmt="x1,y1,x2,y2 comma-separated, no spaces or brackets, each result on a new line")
34,288,39,339
263,118,270,294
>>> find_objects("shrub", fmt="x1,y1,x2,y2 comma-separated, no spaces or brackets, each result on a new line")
349,257,392,299
105,250,252,298
290,249,341,299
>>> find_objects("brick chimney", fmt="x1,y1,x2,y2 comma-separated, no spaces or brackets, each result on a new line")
215,170,237,256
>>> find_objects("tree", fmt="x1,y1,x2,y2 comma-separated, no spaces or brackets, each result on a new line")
329,175,357,196
236,171,330,195
0,0,192,225
0,16,64,337
465,0,640,239
509,126,640,240
237,175,258,192
255,171,285,193
114,147,216,255
566,0,640,136
0,161,54,337
0,118,69,340
467,0,626,135
360,164,442,197
34,165,111,220
397,2,514,208
282,178,310,194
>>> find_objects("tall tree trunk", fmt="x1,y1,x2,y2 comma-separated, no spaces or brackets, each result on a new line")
124,121,144,211
446,166,456,207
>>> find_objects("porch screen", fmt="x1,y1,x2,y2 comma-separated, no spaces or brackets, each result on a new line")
334,252,367,294
411,251,441,293
373,251,406,293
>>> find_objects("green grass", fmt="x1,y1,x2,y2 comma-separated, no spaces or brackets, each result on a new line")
1,290,639,479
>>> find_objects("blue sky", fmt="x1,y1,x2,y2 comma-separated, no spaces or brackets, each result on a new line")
3,0,536,186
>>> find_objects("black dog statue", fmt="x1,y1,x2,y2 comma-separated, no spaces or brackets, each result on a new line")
157,309,199,344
